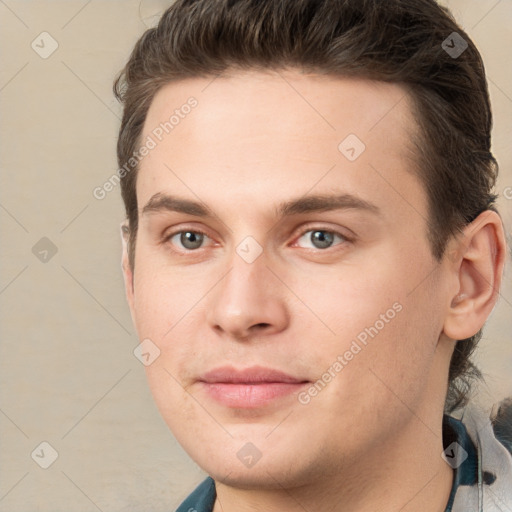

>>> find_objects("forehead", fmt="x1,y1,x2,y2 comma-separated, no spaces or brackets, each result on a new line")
137,70,424,222
143,70,416,144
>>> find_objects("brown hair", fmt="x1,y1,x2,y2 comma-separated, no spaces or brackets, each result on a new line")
114,0,499,413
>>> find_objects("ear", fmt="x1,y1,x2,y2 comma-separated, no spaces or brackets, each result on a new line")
443,210,507,341
120,220,136,325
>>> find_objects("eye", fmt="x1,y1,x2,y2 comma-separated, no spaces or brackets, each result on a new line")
295,228,348,250
164,227,350,253
166,230,211,251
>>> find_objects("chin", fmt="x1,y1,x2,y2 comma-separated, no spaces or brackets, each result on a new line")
189,438,322,491
207,462,308,490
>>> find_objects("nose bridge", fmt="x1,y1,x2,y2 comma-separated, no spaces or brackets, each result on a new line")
219,243,271,311
206,239,288,339
220,228,270,292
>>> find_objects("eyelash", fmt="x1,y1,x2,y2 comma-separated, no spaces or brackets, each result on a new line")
163,225,352,253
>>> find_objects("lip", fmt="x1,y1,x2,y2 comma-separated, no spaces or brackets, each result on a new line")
198,365,309,408
201,365,306,384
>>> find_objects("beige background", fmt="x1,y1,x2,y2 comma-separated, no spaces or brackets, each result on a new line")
0,1,510,510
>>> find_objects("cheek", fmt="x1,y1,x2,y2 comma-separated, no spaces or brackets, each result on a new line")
336,284,442,416
131,262,209,382
144,364,208,448
295,248,441,396
287,254,405,347
132,260,200,340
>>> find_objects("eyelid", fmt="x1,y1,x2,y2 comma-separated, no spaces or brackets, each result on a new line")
162,225,216,250
162,222,355,252
291,224,354,249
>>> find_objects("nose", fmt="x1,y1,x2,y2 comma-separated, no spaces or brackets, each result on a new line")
206,249,289,341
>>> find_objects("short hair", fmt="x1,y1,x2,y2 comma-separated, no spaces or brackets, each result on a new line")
114,0,499,413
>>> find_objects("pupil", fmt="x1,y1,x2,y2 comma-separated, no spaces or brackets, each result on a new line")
181,232,203,249
312,231,333,249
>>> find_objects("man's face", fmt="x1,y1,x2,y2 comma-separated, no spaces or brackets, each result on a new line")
123,71,454,487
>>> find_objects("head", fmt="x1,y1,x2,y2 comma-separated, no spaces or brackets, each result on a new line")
114,0,506,489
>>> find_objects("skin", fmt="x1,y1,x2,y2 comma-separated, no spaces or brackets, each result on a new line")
121,70,506,512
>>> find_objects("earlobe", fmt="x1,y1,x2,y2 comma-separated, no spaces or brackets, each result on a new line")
443,210,506,341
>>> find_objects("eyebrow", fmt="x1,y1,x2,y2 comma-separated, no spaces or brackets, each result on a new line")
141,192,380,219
